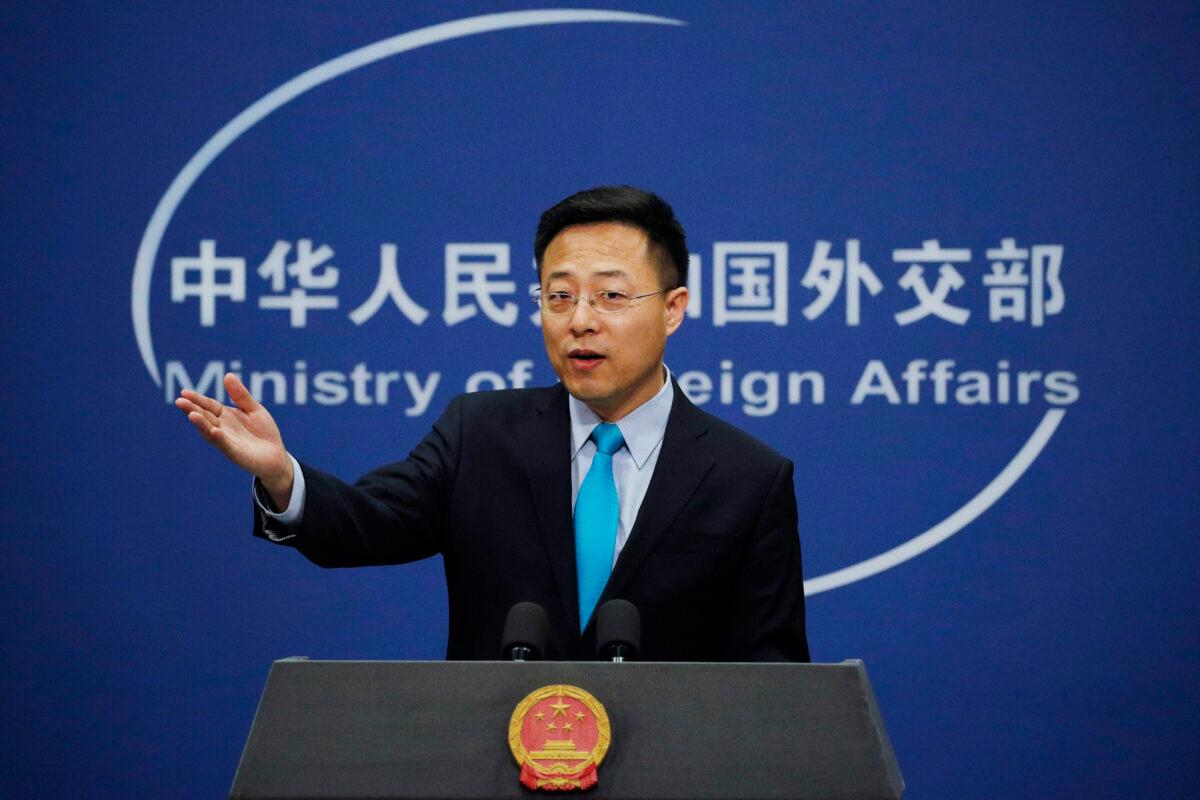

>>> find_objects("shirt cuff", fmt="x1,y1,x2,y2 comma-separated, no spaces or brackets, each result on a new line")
253,454,306,541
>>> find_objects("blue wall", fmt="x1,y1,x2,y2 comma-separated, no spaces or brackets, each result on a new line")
2,2,1198,796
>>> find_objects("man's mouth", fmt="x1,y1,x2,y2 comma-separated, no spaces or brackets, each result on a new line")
568,349,606,369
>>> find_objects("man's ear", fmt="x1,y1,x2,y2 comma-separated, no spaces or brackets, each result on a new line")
664,286,689,336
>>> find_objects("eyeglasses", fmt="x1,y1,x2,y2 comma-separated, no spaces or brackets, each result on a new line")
531,289,671,315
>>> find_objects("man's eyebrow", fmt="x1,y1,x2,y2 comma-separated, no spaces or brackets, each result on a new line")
545,269,630,280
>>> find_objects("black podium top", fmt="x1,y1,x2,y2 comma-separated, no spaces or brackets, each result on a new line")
231,659,902,800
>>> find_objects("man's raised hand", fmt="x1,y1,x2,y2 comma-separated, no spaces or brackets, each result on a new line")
175,373,294,509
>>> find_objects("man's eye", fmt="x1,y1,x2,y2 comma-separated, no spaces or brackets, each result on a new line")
596,291,628,301
546,292,573,301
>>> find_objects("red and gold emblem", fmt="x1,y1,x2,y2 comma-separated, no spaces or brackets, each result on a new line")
509,684,611,791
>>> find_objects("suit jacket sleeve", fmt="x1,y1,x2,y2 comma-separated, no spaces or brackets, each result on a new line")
252,394,464,568
722,457,810,662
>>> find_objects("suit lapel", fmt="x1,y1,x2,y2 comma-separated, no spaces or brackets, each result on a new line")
516,384,580,632
597,382,715,610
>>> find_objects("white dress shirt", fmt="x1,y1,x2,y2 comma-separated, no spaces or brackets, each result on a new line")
258,366,676,564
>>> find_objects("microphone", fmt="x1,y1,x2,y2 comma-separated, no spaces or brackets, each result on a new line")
595,599,640,662
501,602,549,661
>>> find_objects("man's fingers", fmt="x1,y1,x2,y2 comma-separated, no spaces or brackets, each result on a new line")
187,411,231,449
224,373,261,414
180,389,225,417
175,397,220,428
186,410,216,440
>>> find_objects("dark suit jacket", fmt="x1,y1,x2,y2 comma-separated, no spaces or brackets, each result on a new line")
255,381,809,662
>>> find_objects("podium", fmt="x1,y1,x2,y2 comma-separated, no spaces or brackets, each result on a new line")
230,658,903,799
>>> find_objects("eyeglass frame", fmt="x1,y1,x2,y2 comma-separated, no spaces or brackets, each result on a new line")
530,287,676,315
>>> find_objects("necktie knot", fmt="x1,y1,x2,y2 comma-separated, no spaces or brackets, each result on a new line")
591,423,625,456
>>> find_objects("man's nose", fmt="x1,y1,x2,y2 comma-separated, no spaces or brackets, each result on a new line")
568,296,599,334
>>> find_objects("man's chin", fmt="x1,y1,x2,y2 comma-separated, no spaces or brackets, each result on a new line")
558,376,614,406
561,377,605,403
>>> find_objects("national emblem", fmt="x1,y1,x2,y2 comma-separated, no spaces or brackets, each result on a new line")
509,685,611,791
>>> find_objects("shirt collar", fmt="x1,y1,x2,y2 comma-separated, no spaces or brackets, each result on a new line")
568,365,675,470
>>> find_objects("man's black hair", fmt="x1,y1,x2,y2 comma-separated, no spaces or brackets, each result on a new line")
534,185,689,289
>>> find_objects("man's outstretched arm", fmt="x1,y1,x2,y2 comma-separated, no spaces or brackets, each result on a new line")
176,370,457,567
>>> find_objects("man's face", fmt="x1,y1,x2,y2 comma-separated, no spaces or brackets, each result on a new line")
539,221,688,421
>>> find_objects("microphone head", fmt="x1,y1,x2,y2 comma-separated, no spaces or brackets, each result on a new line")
595,599,640,661
501,602,549,661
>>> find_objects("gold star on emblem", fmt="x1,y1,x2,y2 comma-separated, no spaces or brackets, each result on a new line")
575,711,585,720
564,722,573,732
547,722,557,731
549,698,570,717
535,711,544,720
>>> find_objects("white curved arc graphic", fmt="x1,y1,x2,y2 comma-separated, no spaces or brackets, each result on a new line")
134,10,1066,597
131,9,684,386
803,408,1067,596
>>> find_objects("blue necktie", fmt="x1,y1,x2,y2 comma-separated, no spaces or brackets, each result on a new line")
574,423,625,631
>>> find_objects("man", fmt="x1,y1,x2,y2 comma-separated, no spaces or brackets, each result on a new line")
177,186,809,662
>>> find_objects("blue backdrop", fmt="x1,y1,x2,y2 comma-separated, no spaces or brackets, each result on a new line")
3,2,1198,796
